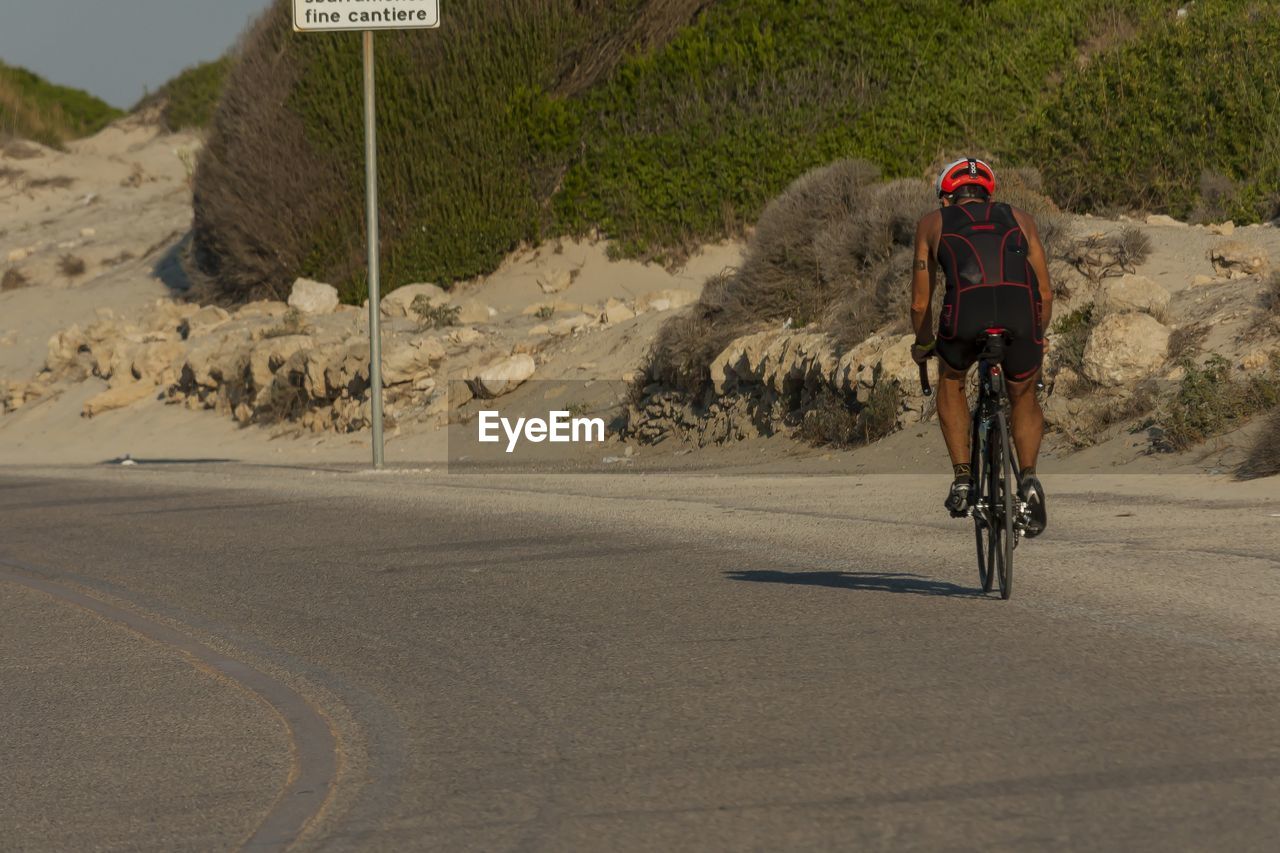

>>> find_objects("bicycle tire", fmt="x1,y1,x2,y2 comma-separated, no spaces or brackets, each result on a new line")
971,412,993,593
994,405,1015,599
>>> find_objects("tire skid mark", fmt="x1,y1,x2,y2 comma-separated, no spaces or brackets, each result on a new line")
0,559,338,852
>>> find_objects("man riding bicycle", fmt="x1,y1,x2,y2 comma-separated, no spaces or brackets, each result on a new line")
909,158,1051,537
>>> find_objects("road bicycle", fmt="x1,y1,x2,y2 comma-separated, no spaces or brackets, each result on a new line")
920,329,1031,599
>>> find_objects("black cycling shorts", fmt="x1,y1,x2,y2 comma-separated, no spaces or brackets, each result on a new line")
935,284,1044,381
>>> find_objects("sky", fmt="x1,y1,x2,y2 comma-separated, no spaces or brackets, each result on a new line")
0,0,275,108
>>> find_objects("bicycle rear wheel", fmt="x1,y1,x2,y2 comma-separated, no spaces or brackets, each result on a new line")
972,419,993,593
991,407,1015,599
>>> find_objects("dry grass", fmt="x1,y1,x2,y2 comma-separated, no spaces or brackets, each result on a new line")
1168,323,1210,361
57,254,86,277
1237,409,1280,480
0,164,22,182
1,267,32,291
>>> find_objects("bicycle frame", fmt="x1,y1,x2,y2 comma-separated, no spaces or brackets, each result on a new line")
968,346,1030,538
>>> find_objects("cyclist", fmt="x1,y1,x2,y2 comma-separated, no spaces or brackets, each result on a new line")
909,158,1051,536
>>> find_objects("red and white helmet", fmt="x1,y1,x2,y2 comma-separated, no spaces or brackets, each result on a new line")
936,157,996,198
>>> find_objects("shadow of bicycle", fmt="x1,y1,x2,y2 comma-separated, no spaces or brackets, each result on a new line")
726,570,985,598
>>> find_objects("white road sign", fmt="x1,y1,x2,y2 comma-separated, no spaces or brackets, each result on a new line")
293,0,440,32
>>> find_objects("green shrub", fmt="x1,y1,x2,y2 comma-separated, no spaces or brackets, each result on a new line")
1027,3,1280,221
1157,355,1280,452
192,0,1280,305
413,298,460,329
139,58,232,131
0,61,122,147
1051,305,1097,376
192,0,705,303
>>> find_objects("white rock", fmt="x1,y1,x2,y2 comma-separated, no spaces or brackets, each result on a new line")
83,379,154,418
381,283,445,318
602,301,636,325
473,354,536,398
1145,214,1187,227
1082,313,1171,386
1208,220,1235,236
80,227,96,238
249,335,311,389
1210,240,1270,278
382,336,446,385
448,327,483,346
183,305,231,336
6,248,29,263
1096,274,1170,317
1190,274,1217,287
288,278,340,315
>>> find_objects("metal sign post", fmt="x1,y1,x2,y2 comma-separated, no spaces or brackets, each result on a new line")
293,0,441,469
363,30,385,468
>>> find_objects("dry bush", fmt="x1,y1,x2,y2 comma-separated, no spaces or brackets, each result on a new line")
57,254,86,277
1156,355,1280,452
1237,408,1280,480
644,159,1063,393
191,2,340,303
1,267,31,291
412,298,461,330
1168,323,1210,361
1059,227,1151,283
0,164,22,182
797,377,901,448
1190,170,1237,224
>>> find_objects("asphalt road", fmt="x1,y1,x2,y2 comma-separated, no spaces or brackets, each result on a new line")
1,467,1278,851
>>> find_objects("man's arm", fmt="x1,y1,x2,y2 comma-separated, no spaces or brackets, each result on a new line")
1015,209,1054,331
910,213,938,359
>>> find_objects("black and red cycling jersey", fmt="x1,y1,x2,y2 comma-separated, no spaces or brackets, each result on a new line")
934,201,1044,380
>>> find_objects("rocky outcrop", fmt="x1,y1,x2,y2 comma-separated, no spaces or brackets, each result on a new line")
1082,312,1171,386
381,283,445,318
631,327,931,446
1096,273,1170,318
83,379,155,418
1210,241,1270,279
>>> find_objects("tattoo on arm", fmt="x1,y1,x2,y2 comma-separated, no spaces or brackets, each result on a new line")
914,259,928,271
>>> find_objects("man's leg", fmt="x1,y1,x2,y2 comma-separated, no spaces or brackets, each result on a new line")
937,362,971,466
1006,371,1047,536
1006,373,1043,471
936,361,974,516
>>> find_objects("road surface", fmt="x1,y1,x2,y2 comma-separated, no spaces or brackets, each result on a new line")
2,465,1278,851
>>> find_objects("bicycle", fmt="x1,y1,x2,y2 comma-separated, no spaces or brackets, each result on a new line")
919,329,1030,600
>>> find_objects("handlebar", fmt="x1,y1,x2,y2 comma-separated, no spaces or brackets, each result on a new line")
919,360,932,397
